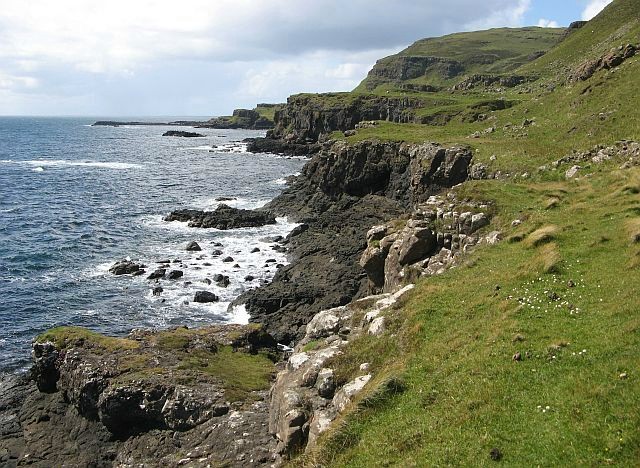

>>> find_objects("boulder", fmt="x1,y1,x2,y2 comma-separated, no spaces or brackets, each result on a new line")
186,241,202,252
167,270,184,280
566,165,581,179
147,268,166,280
109,260,145,276
193,291,219,303
332,375,372,413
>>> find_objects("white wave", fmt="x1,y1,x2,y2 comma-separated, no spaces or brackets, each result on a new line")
191,196,269,211
210,142,248,154
1,159,143,170
32,167,44,172
274,178,287,185
184,145,215,151
229,304,250,325
115,216,299,322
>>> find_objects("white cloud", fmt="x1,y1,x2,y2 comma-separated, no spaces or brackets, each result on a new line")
0,0,536,115
537,18,560,28
581,0,614,20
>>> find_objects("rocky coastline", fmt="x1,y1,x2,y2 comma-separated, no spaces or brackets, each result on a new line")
0,132,499,466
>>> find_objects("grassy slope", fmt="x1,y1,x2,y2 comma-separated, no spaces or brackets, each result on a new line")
356,27,565,92
295,0,640,465
303,166,640,466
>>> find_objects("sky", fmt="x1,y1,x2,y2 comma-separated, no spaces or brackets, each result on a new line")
0,0,613,117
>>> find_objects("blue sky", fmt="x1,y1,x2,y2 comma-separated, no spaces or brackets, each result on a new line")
0,0,613,116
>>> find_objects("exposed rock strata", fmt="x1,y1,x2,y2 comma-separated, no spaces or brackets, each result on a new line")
361,194,496,293
269,285,414,456
268,93,428,143
568,44,637,83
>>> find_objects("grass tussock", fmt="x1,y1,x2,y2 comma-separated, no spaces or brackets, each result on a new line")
625,218,640,244
525,225,560,247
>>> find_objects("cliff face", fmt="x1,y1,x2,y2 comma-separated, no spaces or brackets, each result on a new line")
236,140,473,344
270,94,426,142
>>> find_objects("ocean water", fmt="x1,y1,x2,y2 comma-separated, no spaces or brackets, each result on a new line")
0,117,305,372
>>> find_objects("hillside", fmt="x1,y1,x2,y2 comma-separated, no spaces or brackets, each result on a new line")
278,0,640,465
357,26,565,92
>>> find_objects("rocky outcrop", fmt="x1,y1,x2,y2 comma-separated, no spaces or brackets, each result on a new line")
162,130,205,137
452,74,538,91
205,108,275,130
245,137,321,156
164,204,276,229
234,140,473,344
568,44,637,83
364,55,464,90
269,93,427,143
360,194,497,293
1,325,281,467
109,260,146,276
268,285,414,456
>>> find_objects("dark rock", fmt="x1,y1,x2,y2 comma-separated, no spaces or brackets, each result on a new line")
245,275,256,282
165,205,277,230
235,140,472,344
251,247,261,253
167,270,184,280
147,268,166,280
246,137,320,156
152,287,163,296
215,197,236,202
31,342,60,393
186,241,202,252
109,260,146,276
223,256,234,263
211,249,223,257
193,291,219,303
287,224,309,238
162,130,204,138
217,276,230,288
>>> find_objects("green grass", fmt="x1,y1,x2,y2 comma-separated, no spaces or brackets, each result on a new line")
178,346,274,402
36,326,139,352
299,164,640,467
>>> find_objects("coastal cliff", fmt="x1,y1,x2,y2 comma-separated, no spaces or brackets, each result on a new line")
2,0,640,465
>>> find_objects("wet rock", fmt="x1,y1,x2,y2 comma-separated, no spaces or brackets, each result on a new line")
152,287,163,296
186,241,202,252
251,247,261,253
245,275,256,282
167,270,184,280
217,276,230,288
222,256,234,263
147,268,166,280
162,130,204,137
165,205,277,230
109,260,146,276
211,249,223,257
193,291,219,303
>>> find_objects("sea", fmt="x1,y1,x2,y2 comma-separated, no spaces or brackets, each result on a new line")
0,117,306,372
